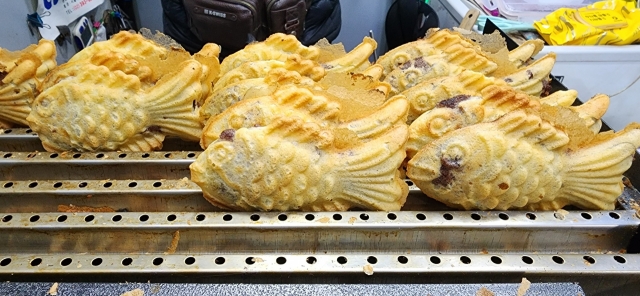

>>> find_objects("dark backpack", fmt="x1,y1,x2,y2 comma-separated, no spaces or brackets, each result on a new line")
182,0,307,53
385,0,439,51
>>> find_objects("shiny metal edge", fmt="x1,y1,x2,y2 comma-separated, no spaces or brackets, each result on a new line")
0,128,202,152
0,151,199,180
0,254,637,274
1,210,637,229
1,211,637,254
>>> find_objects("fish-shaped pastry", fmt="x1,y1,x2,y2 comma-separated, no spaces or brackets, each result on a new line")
190,116,410,211
407,110,640,211
0,39,57,127
508,39,545,68
386,52,556,97
65,30,220,105
220,33,321,75
213,54,325,93
376,28,498,78
27,60,204,152
406,86,609,158
201,84,409,148
401,68,566,124
200,68,317,123
321,36,377,73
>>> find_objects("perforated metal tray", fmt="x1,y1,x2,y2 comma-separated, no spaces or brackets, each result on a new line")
0,127,639,295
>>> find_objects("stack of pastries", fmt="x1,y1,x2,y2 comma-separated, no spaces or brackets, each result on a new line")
3,28,639,212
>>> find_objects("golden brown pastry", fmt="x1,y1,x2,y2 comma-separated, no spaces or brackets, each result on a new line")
406,86,608,158
201,84,408,148
508,39,545,68
220,33,321,74
199,68,317,123
376,28,498,78
321,36,377,73
61,31,220,105
401,67,570,124
501,53,556,96
27,60,204,152
407,110,640,211
0,39,56,127
213,54,325,93
191,115,409,211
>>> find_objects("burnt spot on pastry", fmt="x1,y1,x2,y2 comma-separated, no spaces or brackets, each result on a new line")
192,100,201,110
413,57,429,69
323,64,334,70
541,79,552,97
437,95,471,109
498,183,509,190
399,60,412,70
526,70,534,80
146,125,162,133
432,157,461,187
220,129,235,142
504,77,513,83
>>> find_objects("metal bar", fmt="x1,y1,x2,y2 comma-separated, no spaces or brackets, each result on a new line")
0,253,637,274
0,282,588,296
0,128,202,152
1,211,637,254
0,151,200,180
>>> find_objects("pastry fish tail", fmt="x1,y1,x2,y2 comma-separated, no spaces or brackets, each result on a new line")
323,37,377,73
145,59,204,142
501,53,556,96
341,94,409,140
560,124,640,210
336,125,409,211
570,94,610,133
539,90,578,107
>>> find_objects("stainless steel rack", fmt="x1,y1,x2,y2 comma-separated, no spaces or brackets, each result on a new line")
1,127,639,295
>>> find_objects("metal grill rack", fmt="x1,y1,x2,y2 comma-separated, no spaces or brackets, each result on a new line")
0,127,639,295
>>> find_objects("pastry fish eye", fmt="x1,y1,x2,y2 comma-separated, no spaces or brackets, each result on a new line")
208,141,236,166
402,69,422,86
426,110,457,138
442,141,470,166
392,53,409,67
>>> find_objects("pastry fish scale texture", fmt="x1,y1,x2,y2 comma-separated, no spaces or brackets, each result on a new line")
28,60,204,152
408,110,640,211
28,66,150,151
191,117,409,212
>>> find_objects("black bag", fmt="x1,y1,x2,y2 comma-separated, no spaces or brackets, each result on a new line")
385,0,439,50
183,0,307,53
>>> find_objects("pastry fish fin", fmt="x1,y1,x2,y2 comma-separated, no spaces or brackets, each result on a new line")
340,95,408,140
501,53,556,96
424,29,498,74
508,39,545,68
559,124,640,210
496,111,570,150
360,64,384,81
539,90,578,107
323,36,377,73
336,124,409,211
284,54,325,81
145,60,204,142
264,116,335,148
273,85,341,121
479,85,535,120
570,94,610,133
118,132,165,151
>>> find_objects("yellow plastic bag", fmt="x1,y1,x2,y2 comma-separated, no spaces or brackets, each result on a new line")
534,0,640,45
